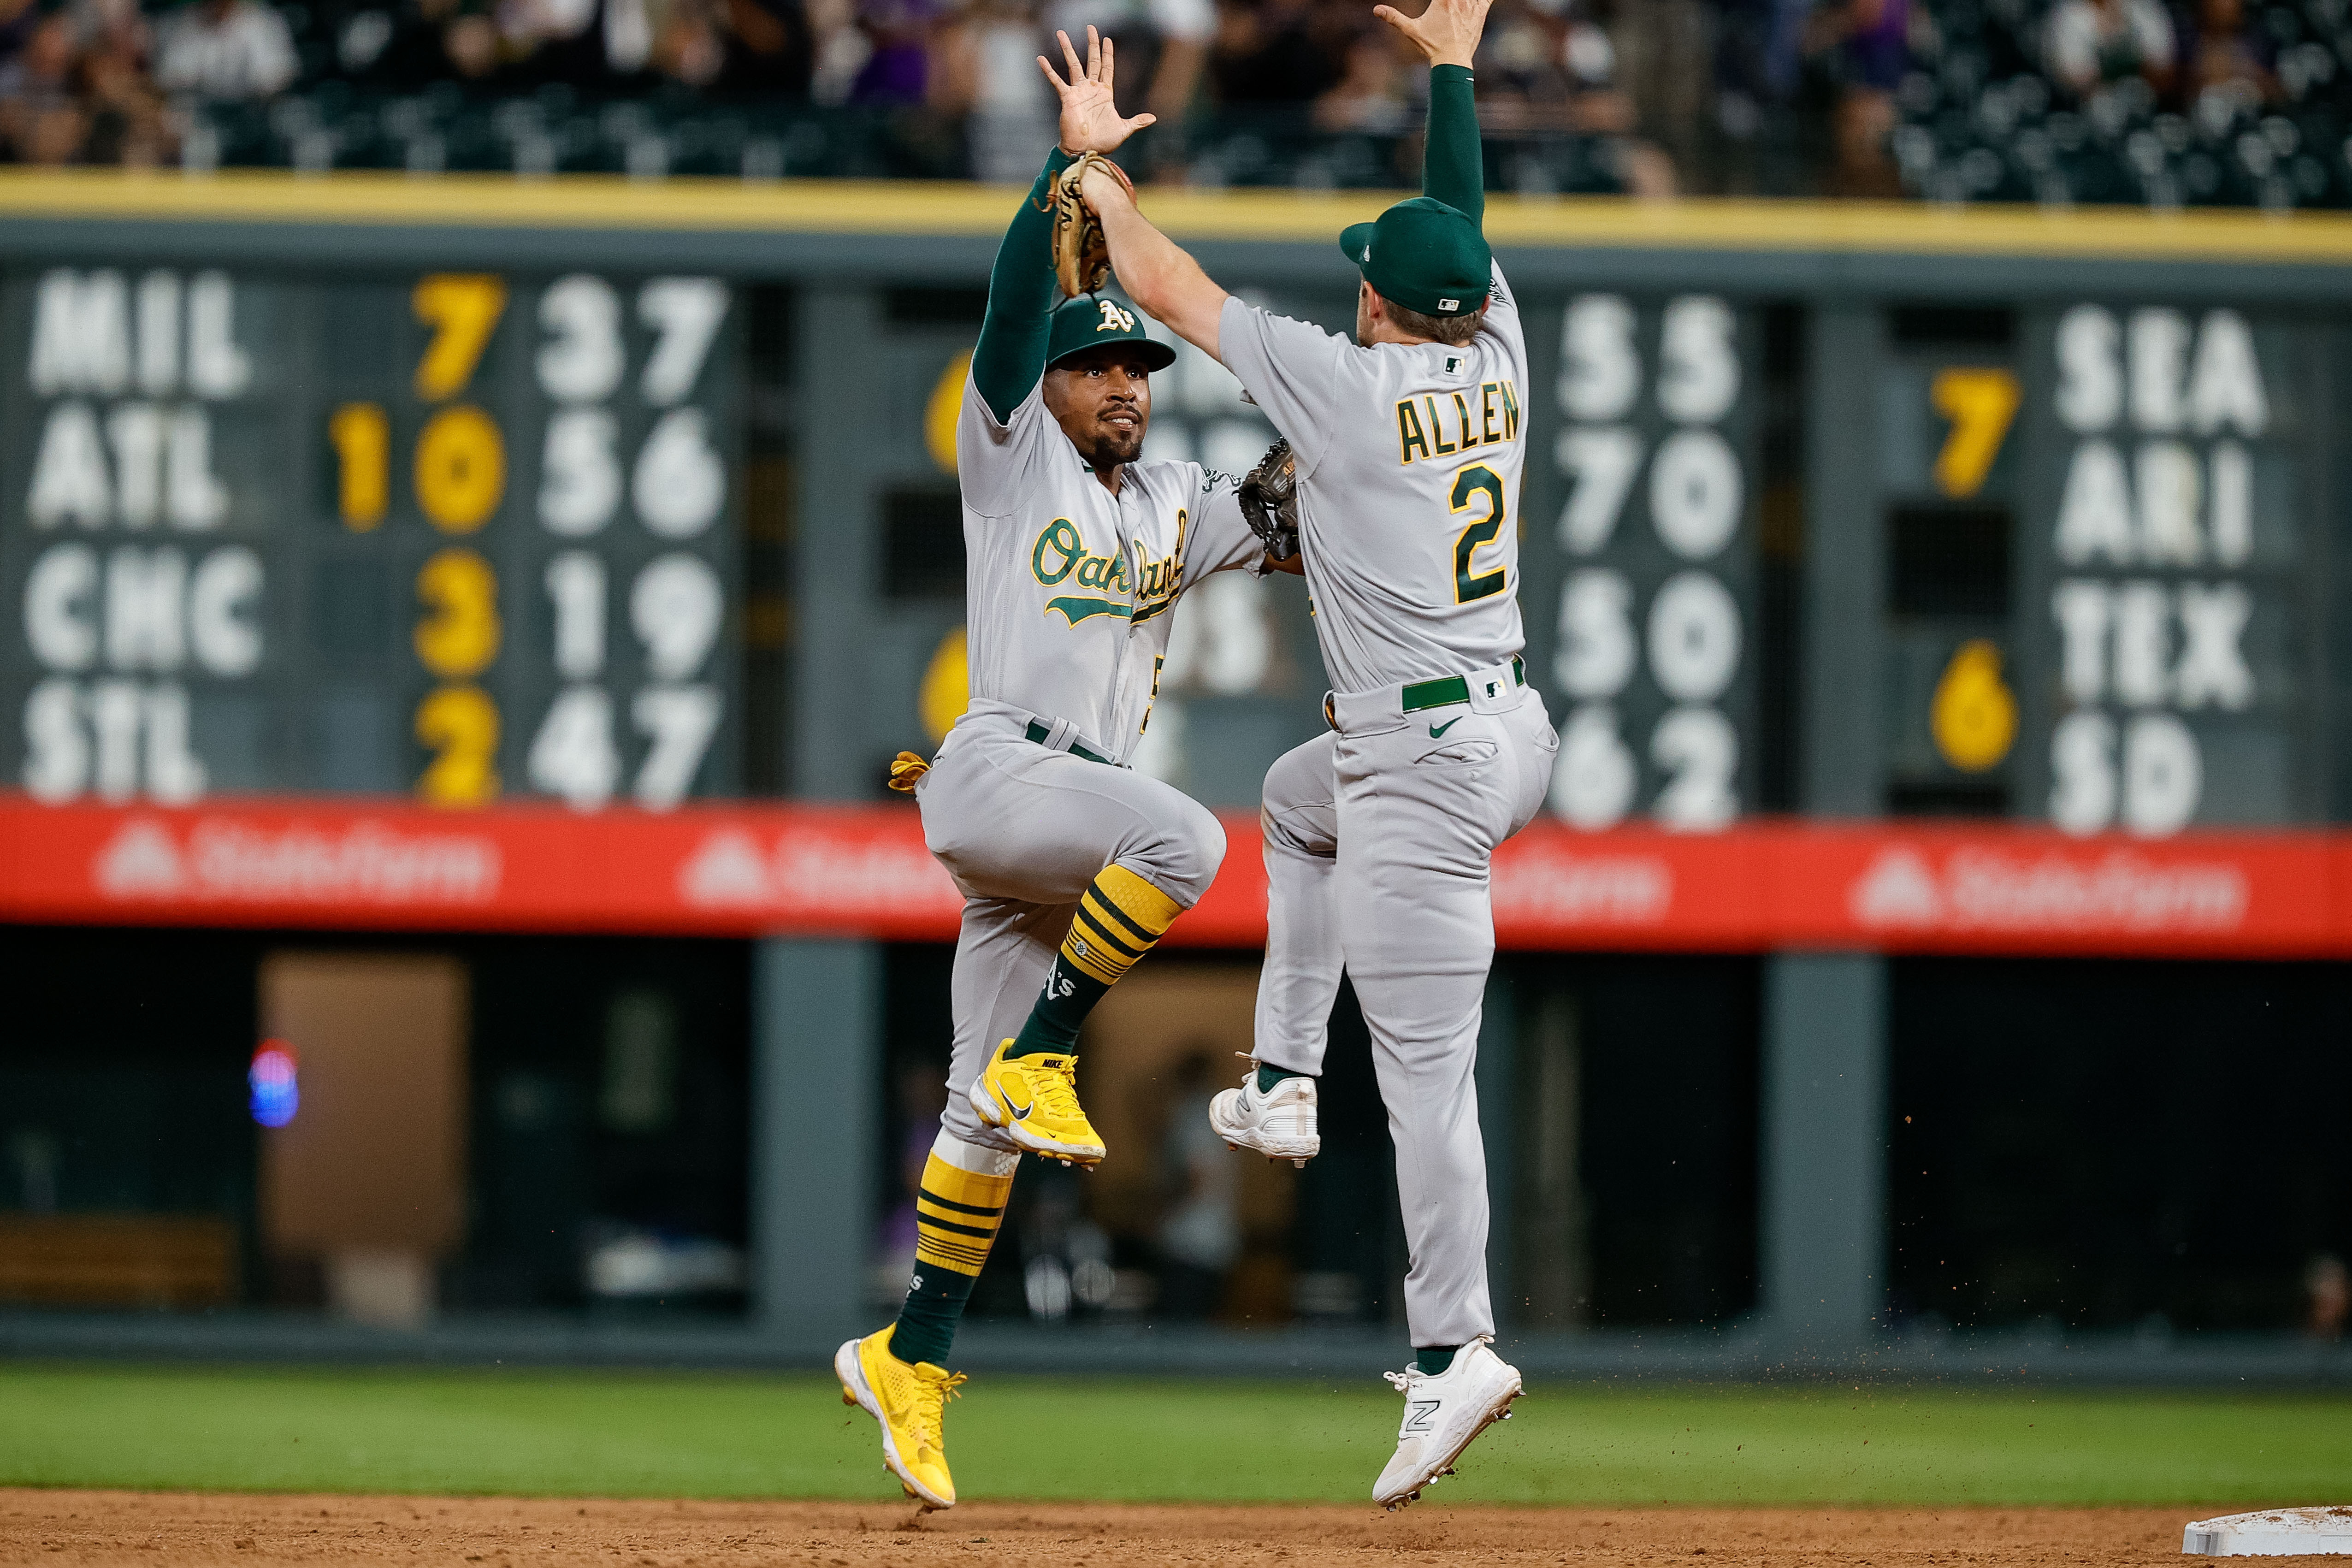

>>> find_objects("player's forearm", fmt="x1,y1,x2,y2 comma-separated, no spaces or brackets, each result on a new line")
972,148,1076,422
1423,64,1483,225
1094,195,1228,358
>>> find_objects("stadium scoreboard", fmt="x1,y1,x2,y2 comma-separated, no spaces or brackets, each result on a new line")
1870,298,2322,833
0,234,2340,846
0,266,743,811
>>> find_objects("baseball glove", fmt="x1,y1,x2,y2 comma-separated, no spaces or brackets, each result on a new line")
1238,438,1299,562
1051,151,1134,299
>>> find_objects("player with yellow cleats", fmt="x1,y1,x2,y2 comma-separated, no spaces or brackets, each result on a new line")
830,25,1285,1513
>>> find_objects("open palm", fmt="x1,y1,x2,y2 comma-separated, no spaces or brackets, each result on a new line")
1373,0,1491,67
1039,26,1156,155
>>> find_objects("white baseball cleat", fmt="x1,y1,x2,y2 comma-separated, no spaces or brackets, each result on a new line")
1210,1068,1320,1167
1371,1335,1524,1510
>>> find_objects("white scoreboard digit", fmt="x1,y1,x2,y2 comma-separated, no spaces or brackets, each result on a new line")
1542,293,1759,832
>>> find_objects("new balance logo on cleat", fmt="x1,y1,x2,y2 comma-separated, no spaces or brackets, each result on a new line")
1208,1065,1321,1167
1372,1337,1524,1510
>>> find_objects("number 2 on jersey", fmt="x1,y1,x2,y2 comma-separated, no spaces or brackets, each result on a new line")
1451,464,1508,604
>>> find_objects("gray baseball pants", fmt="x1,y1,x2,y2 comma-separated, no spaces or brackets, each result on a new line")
916,701,1226,1153
1253,665,1557,1347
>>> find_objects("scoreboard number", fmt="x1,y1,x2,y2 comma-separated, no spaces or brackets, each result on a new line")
414,405,507,533
414,547,501,679
1930,368,2020,499
403,276,507,803
415,682,501,806
1931,639,2018,771
329,402,390,529
411,274,508,402
1547,293,1754,832
521,274,732,811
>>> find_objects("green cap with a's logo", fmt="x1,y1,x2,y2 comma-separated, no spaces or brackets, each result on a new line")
1047,294,1177,371
1339,196,1492,317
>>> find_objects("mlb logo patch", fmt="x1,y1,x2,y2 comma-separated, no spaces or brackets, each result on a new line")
1438,297,1460,311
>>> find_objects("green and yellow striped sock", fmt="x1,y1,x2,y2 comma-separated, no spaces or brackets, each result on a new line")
890,1136,1018,1367
1008,864,1186,1059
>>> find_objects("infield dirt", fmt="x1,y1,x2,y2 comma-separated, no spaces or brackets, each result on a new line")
0,1491,2213,1568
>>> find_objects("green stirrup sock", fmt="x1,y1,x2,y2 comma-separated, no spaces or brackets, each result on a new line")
890,1144,1016,1367
1416,1345,1458,1376
1008,953,1107,1059
1010,864,1185,1059
1256,1064,1307,1094
891,1275,966,1367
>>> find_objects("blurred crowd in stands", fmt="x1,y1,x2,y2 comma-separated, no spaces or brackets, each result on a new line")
2,0,2349,203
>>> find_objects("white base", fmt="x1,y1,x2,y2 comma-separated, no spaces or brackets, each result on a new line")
2184,1509,2352,1555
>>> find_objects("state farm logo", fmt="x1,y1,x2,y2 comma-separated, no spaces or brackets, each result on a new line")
1493,842,1673,926
96,820,187,895
677,827,959,912
678,830,772,906
1849,848,1941,927
93,817,500,905
1849,844,2248,934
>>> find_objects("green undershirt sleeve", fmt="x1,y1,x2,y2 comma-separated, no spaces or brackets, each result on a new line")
1423,64,1483,227
971,147,1076,424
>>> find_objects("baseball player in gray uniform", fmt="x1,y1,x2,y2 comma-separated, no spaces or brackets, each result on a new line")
834,28,1295,1512
1076,0,1557,1507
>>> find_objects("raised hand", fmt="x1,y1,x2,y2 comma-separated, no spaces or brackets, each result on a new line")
1372,0,1490,69
1038,26,1157,157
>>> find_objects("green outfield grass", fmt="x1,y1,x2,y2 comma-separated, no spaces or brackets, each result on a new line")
0,1363,2346,1506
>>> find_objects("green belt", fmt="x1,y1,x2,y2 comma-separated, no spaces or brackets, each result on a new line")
1401,655,1527,714
1025,720,1113,765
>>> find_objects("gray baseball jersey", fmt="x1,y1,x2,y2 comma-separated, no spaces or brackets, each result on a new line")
1213,259,1557,1352
1216,261,1528,697
957,361,1262,763
924,347,1263,1157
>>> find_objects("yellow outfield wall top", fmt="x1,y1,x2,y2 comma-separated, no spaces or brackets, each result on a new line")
6,168,2352,263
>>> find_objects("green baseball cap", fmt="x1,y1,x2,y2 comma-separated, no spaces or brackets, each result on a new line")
1046,294,1177,372
1338,196,1492,317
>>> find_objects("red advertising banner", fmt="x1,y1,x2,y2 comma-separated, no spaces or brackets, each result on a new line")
2,791,2346,957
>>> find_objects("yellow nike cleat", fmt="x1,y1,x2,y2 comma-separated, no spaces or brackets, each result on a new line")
968,1038,1106,1165
835,1325,964,1509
